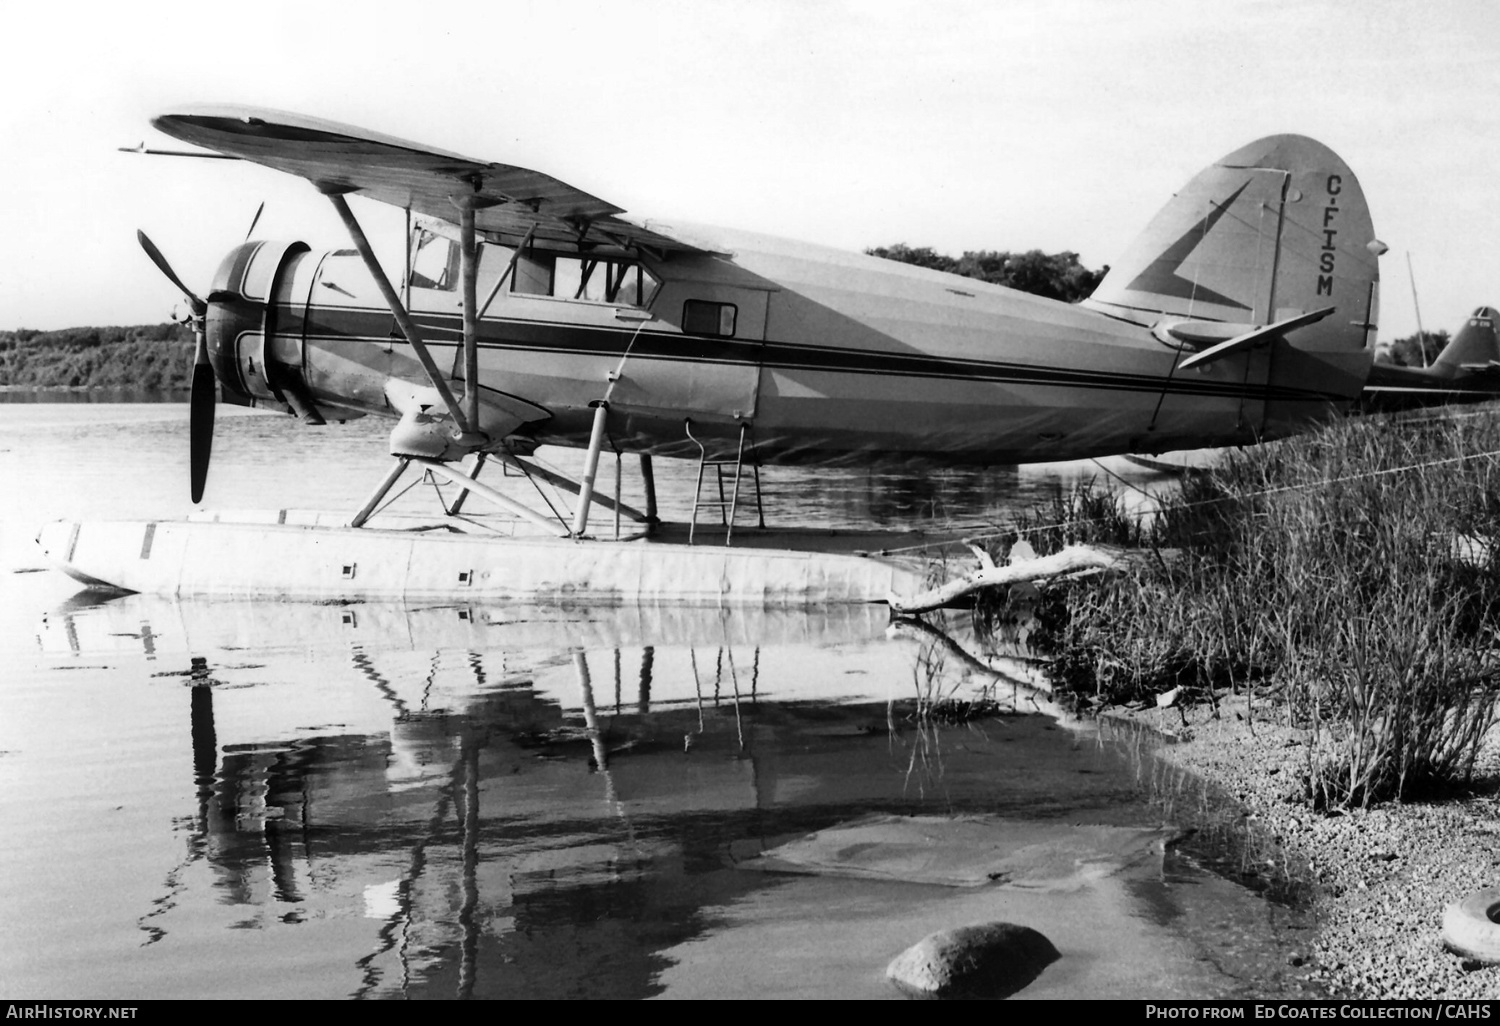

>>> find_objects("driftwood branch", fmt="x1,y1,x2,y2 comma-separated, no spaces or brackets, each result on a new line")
885,617,1081,725
888,543,1125,614
886,617,1054,694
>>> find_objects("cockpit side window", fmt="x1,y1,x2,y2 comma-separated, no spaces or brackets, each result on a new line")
408,229,459,291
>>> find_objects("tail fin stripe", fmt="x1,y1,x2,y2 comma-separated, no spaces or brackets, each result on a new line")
1125,181,1252,310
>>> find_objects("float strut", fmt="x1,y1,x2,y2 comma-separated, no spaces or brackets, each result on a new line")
571,402,610,538
415,459,570,537
449,452,486,515
495,452,649,524
351,458,412,528
640,454,658,526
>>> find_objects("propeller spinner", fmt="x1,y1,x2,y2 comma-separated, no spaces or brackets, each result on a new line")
137,230,215,503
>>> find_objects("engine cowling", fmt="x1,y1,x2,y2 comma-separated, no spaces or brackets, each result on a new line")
205,240,319,417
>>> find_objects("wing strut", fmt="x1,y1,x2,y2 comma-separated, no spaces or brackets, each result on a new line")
321,188,481,443
459,200,482,437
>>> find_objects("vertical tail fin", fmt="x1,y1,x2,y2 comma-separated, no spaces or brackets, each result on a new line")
1432,307,1500,371
1084,135,1381,359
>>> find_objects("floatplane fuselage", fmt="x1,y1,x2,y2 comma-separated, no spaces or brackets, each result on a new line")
157,108,1383,484
206,212,1375,471
39,109,1387,604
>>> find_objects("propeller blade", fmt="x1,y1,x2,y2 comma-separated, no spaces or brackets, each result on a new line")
243,202,264,242
189,333,215,503
137,230,206,316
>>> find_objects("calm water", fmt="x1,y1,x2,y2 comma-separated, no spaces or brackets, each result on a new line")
0,405,1311,1000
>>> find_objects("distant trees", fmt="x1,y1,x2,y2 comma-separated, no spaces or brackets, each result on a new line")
866,243,1108,303
0,323,194,390
1381,329,1451,368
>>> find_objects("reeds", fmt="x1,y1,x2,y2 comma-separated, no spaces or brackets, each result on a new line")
1009,410,1500,809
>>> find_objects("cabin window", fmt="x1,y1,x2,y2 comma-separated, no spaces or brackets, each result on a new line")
511,251,660,308
555,257,609,302
612,262,661,308
512,251,554,296
683,300,737,337
409,229,458,291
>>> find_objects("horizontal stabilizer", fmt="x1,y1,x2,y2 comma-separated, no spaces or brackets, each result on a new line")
1154,319,1247,347
1177,306,1335,371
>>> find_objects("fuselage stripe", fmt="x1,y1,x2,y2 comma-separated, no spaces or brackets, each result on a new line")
283,303,1349,404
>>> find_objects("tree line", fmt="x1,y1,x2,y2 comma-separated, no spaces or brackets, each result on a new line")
1380,329,1451,368
866,244,1108,304
0,324,193,390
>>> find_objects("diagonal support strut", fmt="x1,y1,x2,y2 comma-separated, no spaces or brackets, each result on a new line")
321,188,480,442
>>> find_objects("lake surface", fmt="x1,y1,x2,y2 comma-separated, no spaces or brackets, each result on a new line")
0,404,1315,1000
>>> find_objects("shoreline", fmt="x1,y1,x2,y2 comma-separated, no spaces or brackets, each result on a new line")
1124,693,1500,999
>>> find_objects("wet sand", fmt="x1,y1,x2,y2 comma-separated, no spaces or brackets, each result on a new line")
1122,694,1500,999
654,811,1315,1000
655,864,1237,999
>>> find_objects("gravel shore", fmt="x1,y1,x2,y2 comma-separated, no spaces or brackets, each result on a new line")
1133,695,1500,999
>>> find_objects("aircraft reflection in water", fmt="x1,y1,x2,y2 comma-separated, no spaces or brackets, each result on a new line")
40,594,1125,999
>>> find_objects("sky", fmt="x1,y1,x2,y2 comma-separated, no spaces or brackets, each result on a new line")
2,0,1497,340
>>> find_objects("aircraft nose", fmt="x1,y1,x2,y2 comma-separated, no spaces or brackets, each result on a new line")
204,239,312,399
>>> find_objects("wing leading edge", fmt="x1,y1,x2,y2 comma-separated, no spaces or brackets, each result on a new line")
151,104,707,255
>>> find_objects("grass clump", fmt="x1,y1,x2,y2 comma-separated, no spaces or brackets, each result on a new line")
1014,410,1500,810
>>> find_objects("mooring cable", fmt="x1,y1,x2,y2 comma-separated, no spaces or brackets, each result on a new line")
870,442,1500,556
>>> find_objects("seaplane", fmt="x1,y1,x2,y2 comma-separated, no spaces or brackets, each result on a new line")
1360,306,1500,411
38,106,1385,605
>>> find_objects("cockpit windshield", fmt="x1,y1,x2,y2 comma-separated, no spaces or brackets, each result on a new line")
408,228,457,291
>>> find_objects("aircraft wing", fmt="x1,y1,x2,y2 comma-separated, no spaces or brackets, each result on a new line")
151,104,708,254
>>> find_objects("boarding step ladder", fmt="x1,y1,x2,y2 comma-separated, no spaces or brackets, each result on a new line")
687,420,765,546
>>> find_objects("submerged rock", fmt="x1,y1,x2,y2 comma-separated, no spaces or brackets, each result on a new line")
887,922,1060,999
748,813,1187,889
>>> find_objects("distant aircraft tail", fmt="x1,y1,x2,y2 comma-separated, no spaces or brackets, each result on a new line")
1432,307,1500,372
1360,305,1500,412
1084,134,1383,426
